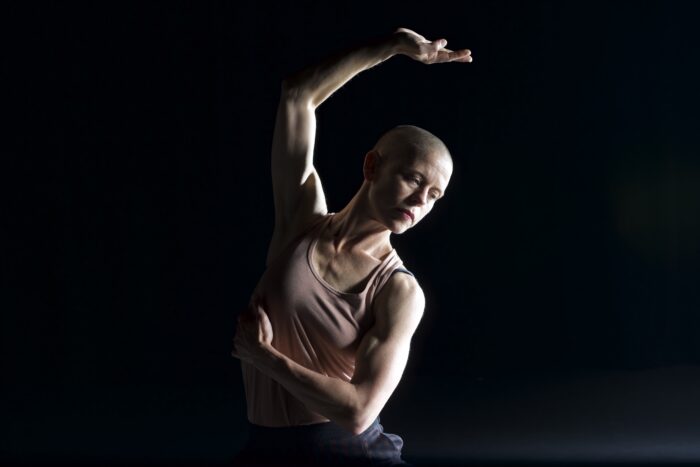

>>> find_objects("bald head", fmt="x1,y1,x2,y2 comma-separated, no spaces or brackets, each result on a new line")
373,125,453,171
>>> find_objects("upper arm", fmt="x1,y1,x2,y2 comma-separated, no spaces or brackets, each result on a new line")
268,84,328,263
349,272,426,434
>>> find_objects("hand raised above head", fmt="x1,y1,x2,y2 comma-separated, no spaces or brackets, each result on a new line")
393,27,472,64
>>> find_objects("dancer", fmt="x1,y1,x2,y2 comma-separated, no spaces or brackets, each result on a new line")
232,27,472,466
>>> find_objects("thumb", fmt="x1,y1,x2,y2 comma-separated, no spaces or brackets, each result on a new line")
255,296,268,313
251,294,264,308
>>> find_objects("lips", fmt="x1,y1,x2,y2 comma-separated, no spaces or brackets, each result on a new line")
398,208,414,221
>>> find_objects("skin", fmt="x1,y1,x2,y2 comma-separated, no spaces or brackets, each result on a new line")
232,27,469,435
364,126,454,237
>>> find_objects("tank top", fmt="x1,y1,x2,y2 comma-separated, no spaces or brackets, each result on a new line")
241,212,414,427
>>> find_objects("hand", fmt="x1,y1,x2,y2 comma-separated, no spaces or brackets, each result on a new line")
393,27,472,64
231,296,274,364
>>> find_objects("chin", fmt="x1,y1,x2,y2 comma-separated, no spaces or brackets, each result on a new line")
391,223,412,235
379,210,413,234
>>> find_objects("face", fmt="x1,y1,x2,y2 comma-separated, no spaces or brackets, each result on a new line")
366,149,452,234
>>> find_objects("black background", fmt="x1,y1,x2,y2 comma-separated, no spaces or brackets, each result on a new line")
4,1,700,465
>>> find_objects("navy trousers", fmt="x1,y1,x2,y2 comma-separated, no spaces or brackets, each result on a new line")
232,416,410,466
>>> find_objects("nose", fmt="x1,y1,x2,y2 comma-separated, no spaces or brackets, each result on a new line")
408,187,430,206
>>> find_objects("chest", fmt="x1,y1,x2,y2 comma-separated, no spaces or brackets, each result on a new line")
310,238,384,294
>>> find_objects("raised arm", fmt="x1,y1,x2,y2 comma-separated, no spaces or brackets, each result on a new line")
267,34,398,265
266,29,471,265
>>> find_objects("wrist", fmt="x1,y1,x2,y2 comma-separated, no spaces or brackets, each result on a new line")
362,31,403,63
389,29,409,56
252,342,280,369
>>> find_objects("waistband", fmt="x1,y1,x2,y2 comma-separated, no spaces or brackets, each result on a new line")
247,416,381,440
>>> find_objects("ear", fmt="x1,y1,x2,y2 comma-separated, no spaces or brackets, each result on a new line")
363,149,383,181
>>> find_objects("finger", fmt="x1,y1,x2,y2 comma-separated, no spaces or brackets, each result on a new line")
256,303,270,319
456,48,472,58
454,50,473,63
252,305,264,319
439,48,472,63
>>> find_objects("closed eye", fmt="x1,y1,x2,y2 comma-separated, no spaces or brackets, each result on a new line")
404,175,420,185
406,175,440,200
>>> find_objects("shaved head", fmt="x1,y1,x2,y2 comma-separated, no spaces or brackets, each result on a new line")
373,125,453,172
359,124,453,231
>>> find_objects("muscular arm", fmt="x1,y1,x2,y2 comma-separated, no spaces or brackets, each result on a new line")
240,28,469,429
269,33,402,262
249,274,425,434
268,29,470,263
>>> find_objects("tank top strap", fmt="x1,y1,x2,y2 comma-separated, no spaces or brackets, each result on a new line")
391,267,414,277
368,254,406,300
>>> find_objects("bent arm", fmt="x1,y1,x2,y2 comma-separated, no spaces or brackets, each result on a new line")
350,273,425,432
268,28,469,252
249,273,424,434
269,32,403,252
283,27,471,108
254,345,359,432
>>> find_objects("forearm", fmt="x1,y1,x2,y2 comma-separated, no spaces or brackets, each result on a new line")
253,344,360,433
284,33,402,109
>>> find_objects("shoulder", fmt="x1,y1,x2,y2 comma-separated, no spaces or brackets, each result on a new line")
287,211,331,242
372,269,425,337
381,268,422,296
266,212,331,266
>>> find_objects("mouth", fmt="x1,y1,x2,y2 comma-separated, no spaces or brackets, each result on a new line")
397,208,414,222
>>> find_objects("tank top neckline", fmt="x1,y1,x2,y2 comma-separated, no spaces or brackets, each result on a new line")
306,213,396,296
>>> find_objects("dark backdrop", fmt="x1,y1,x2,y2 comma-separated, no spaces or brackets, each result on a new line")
4,1,700,465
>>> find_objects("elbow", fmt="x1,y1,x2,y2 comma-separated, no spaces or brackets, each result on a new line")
350,422,371,436
280,79,304,101
345,386,383,435
333,404,366,436
280,78,294,95
280,79,315,108
347,405,376,436
349,416,374,436
341,385,380,435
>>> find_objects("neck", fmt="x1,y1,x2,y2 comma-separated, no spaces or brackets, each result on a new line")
327,188,392,256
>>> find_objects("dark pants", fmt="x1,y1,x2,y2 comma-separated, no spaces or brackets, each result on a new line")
232,416,411,466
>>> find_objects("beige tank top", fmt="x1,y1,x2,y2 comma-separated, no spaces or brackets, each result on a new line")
241,212,412,426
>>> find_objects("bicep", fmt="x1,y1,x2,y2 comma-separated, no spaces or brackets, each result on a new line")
270,87,328,237
350,274,425,428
